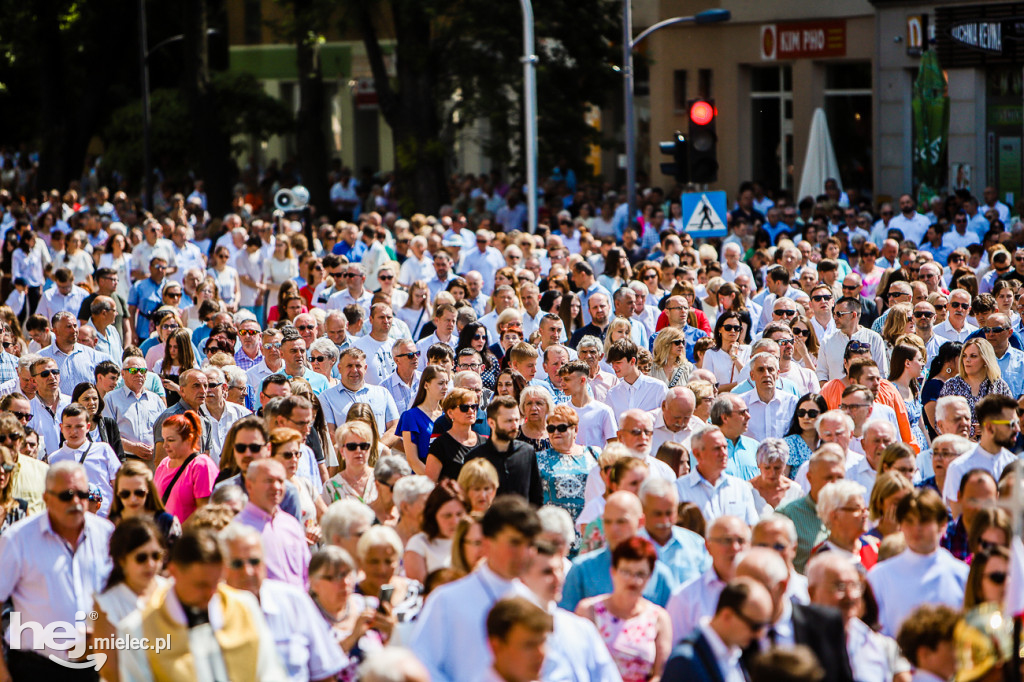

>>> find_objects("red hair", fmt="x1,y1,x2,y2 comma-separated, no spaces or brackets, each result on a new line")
163,410,202,450
611,536,658,572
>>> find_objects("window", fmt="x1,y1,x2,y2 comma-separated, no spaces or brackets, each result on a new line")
750,66,793,192
673,70,687,113
243,0,262,45
824,63,873,194
698,69,712,100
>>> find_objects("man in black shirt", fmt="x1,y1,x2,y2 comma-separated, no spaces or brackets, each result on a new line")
465,395,543,506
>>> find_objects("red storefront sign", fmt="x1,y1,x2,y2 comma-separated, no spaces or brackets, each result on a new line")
761,20,847,60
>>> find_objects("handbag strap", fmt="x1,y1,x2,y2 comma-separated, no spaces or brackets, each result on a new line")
77,441,94,465
161,452,198,505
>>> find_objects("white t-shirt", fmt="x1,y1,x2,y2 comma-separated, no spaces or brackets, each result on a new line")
570,400,617,448
354,335,396,386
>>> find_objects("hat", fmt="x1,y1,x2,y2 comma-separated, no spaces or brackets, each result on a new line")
442,236,462,248
954,603,1019,682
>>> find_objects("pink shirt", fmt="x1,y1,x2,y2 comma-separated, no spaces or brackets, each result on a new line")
154,453,219,521
234,502,310,588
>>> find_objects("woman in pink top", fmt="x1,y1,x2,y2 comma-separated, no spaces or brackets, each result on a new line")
153,410,219,522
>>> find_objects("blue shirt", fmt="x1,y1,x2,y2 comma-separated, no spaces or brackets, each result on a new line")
258,579,347,682
272,367,330,396
320,382,399,435
38,344,113,395
649,326,708,364
639,526,710,586
996,346,1024,397
577,282,612,326
560,546,677,611
127,277,164,338
0,351,16,384
537,446,598,523
396,406,436,462
919,242,952,264
725,435,761,481
332,240,366,262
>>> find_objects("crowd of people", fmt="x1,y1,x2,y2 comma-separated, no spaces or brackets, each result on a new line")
0,172,1020,681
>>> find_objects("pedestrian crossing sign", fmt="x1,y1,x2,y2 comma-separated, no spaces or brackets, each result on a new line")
681,190,728,238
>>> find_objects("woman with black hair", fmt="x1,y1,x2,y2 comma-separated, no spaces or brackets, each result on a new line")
72,381,125,459
699,310,750,392
922,341,964,439
455,322,500,389
783,392,830,476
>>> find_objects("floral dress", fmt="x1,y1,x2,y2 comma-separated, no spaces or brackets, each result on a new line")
904,392,928,451
784,434,815,474
537,446,598,524
939,376,1013,437
593,600,659,682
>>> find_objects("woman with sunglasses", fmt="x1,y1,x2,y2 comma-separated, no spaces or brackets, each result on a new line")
72,382,124,460
323,421,378,505
967,507,1012,558
344,403,388,469
397,366,449,475
159,280,186,314
404,479,468,583
154,411,219,522
308,337,341,389
649,327,692,388
537,405,599,526
963,545,1010,609
784,393,828,475
456,322,500,389
207,246,240,313
92,517,168,682
108,459,181,542
636,263,667,307
271,427,325,543
889,342,928,449
938,337,1012,433
425,388,480,483
700,310,750,392
790,315,820,371
0,447,26,536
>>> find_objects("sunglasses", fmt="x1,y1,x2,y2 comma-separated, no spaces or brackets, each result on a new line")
457,403,480,413
472,334,487,340
50,489,90,502
161,324,180,331
396,351,421,359
309,355,329,363
811,295,832,302
379,275,394,281
983,326,1009,334
229,558,262,570
10,411,31,421
125,367,147,375
546,423,573,433
913,311,935,319
344,442,371,452
985,571,1008,585
296,324,316,332
278,450,302,460
234,442,265,454
796,408,820,419
33,368,60,378
773,310,796,317
0,432,20,445
342,273,360,278
118,489,147,500
934,304,947,311
165,292,182,299
134,551,163,565
950,301,970,310
722,324,742,332
263,342,283,350
671,339,686,347
792,328,810,337
847,342,871,352
238,329,260,337
842,284,860,290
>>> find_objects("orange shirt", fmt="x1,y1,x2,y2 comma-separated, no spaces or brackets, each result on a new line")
821,378,920,453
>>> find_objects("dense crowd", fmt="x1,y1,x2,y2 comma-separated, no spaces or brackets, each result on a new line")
0,171,1020,682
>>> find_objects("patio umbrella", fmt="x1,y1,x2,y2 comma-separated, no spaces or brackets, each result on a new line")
797,108,841,201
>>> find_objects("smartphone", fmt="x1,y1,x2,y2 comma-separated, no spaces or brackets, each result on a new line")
378,584,394,614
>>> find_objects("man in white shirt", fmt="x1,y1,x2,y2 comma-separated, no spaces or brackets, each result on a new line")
571,261,612,327
762,322,819,395
382,338,421,415
354,304,397,385
651,386,703,454
720,242,754,283
397,235,434,287
559,360,615,447
247,328,285,392
942,211,981,250
888,194,931,245
816,297,888,382
676,425,759,526
416,303,458,370
932,289,977,343
427,251,457,300
410,496,542,682
104,356,166,461
942,393,1019,515
606,339,667,421
48,404,120,516
982,185,1011,223
666,515,751,644
328,262,375,318
169,223,206,284
460,229,506,295
36,268,88,324
38,312,109,395
583,410,677,501
234,237,267,321
736,353,797,441
867,488,968,637
807,283,837,343
129,218,174,280
478,286,518,343
845,419,898,499
463,271,489,317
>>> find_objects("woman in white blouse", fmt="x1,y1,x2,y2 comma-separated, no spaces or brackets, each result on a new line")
700,310,750,391
12,231,48,312
55,230,95,288
97,232,132,300
404,478,468,583
207,245,240,312
263,235,299,307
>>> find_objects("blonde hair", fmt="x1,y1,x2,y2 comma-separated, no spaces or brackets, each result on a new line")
652,326,686,368
881,303,914,347
519,385,554,420
603,317,635,356
959,338,1003,384
598,442,630,468
869,471,913,522
457,458,499,491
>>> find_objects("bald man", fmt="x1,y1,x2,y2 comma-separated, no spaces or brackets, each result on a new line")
652,386,704,453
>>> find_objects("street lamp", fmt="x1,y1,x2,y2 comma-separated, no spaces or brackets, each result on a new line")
519,0,538,234
622,6,729,232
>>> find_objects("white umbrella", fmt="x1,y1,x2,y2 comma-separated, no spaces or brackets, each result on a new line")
797,108,842,201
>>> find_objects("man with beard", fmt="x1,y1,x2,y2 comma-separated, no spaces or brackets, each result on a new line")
942,394,1019,515
465,396,542,506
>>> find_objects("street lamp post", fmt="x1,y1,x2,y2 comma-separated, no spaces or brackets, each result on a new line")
520,0,538,234
623,6,729,232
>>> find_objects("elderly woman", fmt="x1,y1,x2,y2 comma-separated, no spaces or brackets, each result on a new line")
355,525,424,624
323,421,378,505
457,458,499,514
517,385,554,451
404,479,468,583
308,337,340,388
748,438,803,514
392,475,435,547
649,327,693,388
812,480,879,569
537,405,599,524
919,433,973,495
939,337,1012,432
320,498,376,566
368,455,411,526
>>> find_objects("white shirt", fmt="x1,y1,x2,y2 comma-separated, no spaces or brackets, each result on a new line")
354,334,396,386
48,441,121,517
570,399,617,448
398,253,435,288
942,443,1017,503
781,363,820,395
932,319,979,344
416,332,456,370
845,454,877,502
606,374,668,426
942,229,981,250
169,241,206,284
36,284,89,323
460,247,506,295
247,359,285,396
867,548,968,636
810,316,837,344
666,569,726,644
701,346,751,387
847,617,898,682
28,392,72,457
816,326,889,382
720,261,754,283
652,412,705,454
584,456,676,502
699,620,746,682
737,388,797,441
326,288,373,317
676,470,759,525
889,212,931,244
544,607,624,682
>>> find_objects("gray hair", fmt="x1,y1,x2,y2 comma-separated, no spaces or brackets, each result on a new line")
537,505,575,547
217,523,261,557
639,477,678,503
355,525,404,562
519,385,554,417
210,484,247,507
862,418,897,439
17,353,41,373
737,546,789,588
320,499,375,544
815,480,867,523
754,513,798,546
935,395,969,423
203,366,226,385
755,438,790,467
392,475,435,509
930,434,973,458
309,545,357,578
815,409,854,435
709,394,739,426
232,309,258,326
45,460,86,487
806,552,859,590
374,454,412,483
222,365,247,390
576,335,604,353
690,424,723,453
308,337,340,362
357,647,429,682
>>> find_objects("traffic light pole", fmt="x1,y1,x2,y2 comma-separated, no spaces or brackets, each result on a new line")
622,7,729,231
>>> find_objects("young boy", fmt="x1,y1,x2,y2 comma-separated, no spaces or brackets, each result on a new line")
507,342,539,382
47,403,120,517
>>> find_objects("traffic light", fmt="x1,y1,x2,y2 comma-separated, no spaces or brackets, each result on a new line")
687,98,718,183
659,132,688,184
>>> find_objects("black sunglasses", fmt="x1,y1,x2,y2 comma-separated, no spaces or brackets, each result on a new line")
457,403,480,413
913,311,935,319
546,423,572,433
811,294,832,302
396,351,421,359
278,450,301,460
796,408,820,419
792,328,810,338
722,324,742,332
230,558,262,569
344,442,371,452
33,368,60,378
133,551,163,564
118,489,147,500
234,442,265,454
985,571,1007,585
50,489,90,502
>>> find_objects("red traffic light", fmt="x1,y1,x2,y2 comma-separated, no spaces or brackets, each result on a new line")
689,100,715,126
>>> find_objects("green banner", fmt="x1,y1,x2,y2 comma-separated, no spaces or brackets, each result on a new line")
912,49,950,203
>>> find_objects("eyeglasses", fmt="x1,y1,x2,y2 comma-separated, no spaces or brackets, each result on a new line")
773,309,796,317
118,489,147,500
238,329,260,337
457,403,480,413
754,542,789,553
792,327,810,338
913,311,935,319
229,558,262,570
626,428,654,437
840,403,871,410
722,324,742,332
133,550,163,565
949,301,970,310
811,294,832,302
396,351,421,359
125,367,147,376
458,363,483,370
263,342,283,350
49,488,90,502
796,409,820,419
983,326,1010,334
278,449,302,460
344,442,371,452
234,442,265,454
33,368,60,378
838,506,869,515
546,423,573,433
